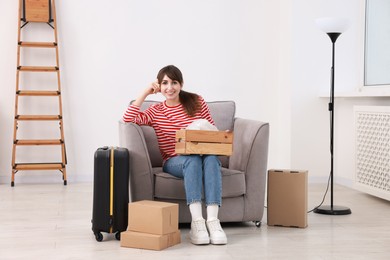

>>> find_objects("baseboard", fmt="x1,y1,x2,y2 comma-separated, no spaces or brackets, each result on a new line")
0,174,93,185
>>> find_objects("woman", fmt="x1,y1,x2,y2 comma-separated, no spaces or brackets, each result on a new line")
123,65,227,245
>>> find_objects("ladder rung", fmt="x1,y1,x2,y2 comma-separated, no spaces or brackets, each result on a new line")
18,66,59,72
19,41,57,48
16,115,62,121
14,163,64,171
15,139,63,145
17,90,60,96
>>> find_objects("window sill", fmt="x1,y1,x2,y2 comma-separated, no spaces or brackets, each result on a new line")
319,87,390,98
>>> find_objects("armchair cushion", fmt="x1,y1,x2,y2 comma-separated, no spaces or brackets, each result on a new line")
154,168,246,201
141,125,162,167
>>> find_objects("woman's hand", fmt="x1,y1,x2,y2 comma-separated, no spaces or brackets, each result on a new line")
132,80,160,107
147,80,160,95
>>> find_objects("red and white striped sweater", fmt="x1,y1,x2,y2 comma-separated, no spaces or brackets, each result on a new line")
123,96,215,162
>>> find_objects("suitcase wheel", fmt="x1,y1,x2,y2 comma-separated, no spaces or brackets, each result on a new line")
94,232,103,242
115,231,121,241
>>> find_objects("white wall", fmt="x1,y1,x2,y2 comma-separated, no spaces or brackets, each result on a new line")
0,0,289,184
1,0,388,186
291,0,390,186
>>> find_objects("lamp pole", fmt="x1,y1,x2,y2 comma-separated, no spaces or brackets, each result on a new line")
314,19,351,215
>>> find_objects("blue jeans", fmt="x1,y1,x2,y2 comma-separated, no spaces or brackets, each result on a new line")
163,155,222,206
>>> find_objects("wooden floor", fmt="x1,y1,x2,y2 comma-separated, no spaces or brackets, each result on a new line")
1,182,390,259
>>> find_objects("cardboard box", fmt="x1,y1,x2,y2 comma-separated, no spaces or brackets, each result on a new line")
175,129,233,156
128,200,178,235
120,230,181,251
267,169,308,228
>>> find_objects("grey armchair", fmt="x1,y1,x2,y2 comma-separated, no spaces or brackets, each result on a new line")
119,101,269,225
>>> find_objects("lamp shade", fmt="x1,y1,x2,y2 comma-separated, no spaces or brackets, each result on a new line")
315,17,350,33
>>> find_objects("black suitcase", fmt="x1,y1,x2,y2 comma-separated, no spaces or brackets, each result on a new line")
92,146,129,242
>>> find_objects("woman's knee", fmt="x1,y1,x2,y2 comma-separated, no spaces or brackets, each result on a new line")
182,155,203,171
203,155,221,166
184,155,202,164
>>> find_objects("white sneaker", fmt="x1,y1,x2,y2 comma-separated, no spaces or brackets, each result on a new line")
206,219,227,245
190,219,210,245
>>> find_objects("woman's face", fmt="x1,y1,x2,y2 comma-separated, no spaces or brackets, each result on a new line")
160,75,182,105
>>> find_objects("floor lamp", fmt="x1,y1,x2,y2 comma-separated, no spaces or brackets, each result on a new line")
314,17,352,215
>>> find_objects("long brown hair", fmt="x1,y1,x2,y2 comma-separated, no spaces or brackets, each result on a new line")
157,65,200,117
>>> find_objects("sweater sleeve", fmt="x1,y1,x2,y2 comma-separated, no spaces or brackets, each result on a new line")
122,104,153,125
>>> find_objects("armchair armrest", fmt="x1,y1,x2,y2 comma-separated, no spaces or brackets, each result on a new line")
230,118,269,172
230,118,269,220
118,121,154,201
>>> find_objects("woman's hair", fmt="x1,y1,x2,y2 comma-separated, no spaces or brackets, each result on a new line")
157,65,200,117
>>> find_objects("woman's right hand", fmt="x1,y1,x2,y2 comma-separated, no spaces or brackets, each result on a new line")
132,80,160,107
146,80,160,95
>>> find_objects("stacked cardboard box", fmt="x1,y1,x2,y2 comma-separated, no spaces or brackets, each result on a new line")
267,169,308,228
120,200,181,250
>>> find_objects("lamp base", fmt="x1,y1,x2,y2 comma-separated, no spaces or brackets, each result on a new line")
314,205,351,215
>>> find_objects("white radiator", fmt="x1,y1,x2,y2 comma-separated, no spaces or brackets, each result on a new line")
354,106,390,201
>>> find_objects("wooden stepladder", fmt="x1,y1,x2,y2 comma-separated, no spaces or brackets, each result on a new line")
11,0,67,186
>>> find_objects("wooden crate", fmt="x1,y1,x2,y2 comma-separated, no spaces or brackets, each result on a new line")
175,130,233,156
24,0,51,22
